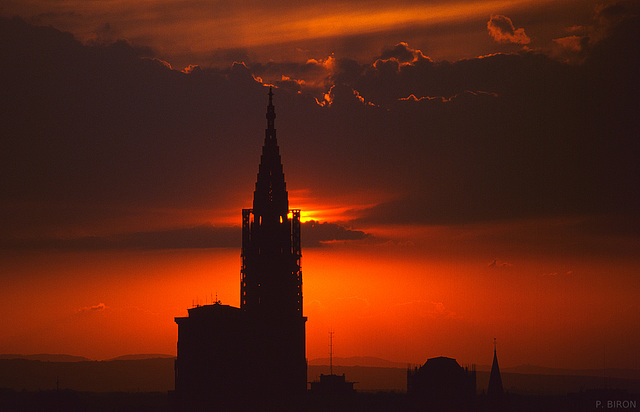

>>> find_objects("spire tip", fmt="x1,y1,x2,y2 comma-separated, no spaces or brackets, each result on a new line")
266,86,276,133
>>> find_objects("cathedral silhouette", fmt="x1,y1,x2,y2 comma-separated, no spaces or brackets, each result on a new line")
174,88,306,410
172,88,509,412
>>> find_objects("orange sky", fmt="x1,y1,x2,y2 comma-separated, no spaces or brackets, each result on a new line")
0,0,639,373
2,0,600,67
1,216,638,370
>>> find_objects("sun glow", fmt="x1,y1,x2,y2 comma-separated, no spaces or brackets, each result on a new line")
290,189,390,224
298,207,356,223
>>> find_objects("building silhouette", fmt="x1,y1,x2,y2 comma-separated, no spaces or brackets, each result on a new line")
309,331,356,404
309,374,355,397
407,356,476,411
174,88,306,410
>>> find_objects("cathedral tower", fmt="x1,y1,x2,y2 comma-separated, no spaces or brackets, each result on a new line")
241,87,303,319
174,88,307,410
241,87,307,396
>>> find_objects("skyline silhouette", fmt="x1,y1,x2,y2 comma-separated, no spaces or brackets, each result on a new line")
1,0,639,384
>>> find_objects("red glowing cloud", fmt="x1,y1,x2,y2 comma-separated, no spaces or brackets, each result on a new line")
487,14,531,44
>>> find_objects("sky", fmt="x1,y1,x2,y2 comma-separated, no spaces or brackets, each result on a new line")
0,0,639,371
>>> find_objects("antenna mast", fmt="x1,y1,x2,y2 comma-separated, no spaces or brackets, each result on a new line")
329,330,334,375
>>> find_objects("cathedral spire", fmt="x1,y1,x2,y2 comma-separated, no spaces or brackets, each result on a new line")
266,86,276,138
242,86,303,322
253,87,288,217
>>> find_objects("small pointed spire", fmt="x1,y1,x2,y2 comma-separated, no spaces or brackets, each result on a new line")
266,86,276,132
488,338,504,397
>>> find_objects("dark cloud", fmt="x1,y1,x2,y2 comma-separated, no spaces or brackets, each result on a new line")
378,42,428,63
595,0,640,28
0,225,239,251
208,47,251,67
301,221,369,247
488,259,513,269
0,17,268,230
77,303,107,313
0,11,638,243
551,35,590,62
487,15,531,44
547,0,639,64
0,220,369,250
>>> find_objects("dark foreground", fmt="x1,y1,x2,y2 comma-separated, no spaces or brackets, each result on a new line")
2,388,636,412
0,389,170,412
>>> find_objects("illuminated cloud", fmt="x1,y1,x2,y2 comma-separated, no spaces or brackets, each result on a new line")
2,0,583,67
487,14,531,44
379,42,429,63
488,259,513,269
182,64,201,74
77,303,107,313
302,221,369,246
398,300,460,320
0,9,639,250
551,35,589,63
553,35,587,52
251,56,337,91
542,270,574,277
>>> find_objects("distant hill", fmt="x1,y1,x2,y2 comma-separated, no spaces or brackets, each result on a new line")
105,354,175,361
309,356,408,368
1,355,639,395
502,364,640,381
0,358,175,392
0,354,91,362
0,353,175,362
474,364,640,381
